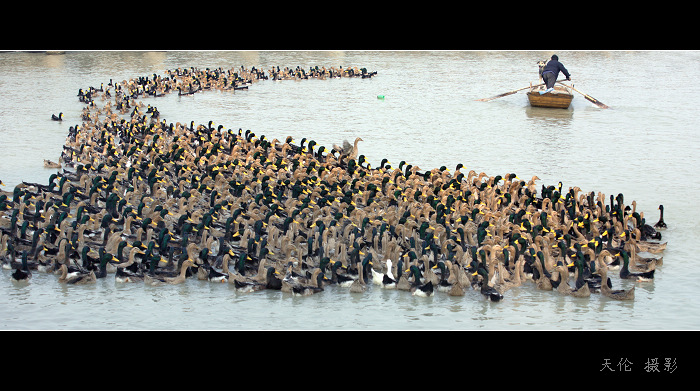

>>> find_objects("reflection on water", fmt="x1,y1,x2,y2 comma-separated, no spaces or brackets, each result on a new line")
525,105,574,126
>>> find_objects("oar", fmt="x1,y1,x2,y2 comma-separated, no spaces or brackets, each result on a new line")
476,83,545,102
557,81,609,109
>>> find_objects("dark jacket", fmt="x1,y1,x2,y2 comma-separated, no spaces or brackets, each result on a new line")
542,60,570,79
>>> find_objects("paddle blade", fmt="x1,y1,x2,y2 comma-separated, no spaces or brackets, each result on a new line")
557,82,609,109
476,84,542,102
475,91,518,102
582,94,609,109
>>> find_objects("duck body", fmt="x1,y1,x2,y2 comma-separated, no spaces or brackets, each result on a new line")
58,263,96,285
205,261,229,283
595,259,635,300
477,268,503,302
10,251,32,282
288,268,326,296
265,266,283,290
292,278,325,296
396,273,412,291
653,205,666,229
144,259,196,286
436,261,455,293
232,277,267,293
530,255,553,291
44,160,62,169
619,251,655,281
409,265,434,297
570,279,591,298
602,277,635,300
36,256,56,274
382,273,398,289
447,281,466,296
115,265,144,283
114,247,145,283
330,261,356,287
349,257,371,293
412,280,434,297
372,259,397,289
440,263,468,296
583,260,603,293
562,258,591,298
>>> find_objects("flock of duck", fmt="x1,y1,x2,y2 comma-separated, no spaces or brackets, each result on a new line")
1,63,668,303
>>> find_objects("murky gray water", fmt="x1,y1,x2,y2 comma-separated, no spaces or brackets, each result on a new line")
1,50,698,330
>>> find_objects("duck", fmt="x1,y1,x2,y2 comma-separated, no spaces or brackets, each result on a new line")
291,268,326,296
226,252,258,278
205,258,229,283
409,264,434,297
37,237,71,273
396,260,413,291
330,260,356,287
476,266,503,302
626,243,662,272
334,137,363,160
264,266,283,290
10,251,31,283
114,262,143,283
58,263,96,285
446,262,466,296
653,205,666,229
433,260,456,293
114,246,146,283
222,251,262,290
493,252,525,294
602,276,635,300
349,257,371,293
624,229,667,254
52,112,63,121
281,261,308,292
36,252,56,274
177,86,196,96
578,249,605,290
594,257,635,300
618,249,655,281
92,251,116,279
420,255,440,287
371,258,397,289
231,275,267,293
452,257,474,288
570,257,592,298
554,259,590,298
530,251,553,291
225,254,266,291
144,259,197,286
434,260,464,296
553,260,573,295
44,160,62,169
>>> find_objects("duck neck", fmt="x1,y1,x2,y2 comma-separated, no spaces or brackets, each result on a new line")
575,262,585,286
179,262,192,278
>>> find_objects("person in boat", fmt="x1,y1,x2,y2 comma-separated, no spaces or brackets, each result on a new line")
540,54,571,94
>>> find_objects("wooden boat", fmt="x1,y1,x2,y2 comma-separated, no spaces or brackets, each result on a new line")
527,84,573,109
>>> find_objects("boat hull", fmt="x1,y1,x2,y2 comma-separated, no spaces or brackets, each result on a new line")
527,86,573,109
